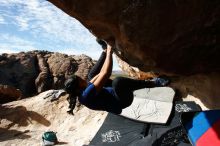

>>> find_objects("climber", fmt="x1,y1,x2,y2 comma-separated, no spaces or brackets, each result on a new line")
64,38,169,114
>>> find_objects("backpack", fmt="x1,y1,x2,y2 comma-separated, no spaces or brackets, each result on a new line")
42,131,58,146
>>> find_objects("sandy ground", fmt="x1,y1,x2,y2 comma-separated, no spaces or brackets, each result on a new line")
0,90,107,146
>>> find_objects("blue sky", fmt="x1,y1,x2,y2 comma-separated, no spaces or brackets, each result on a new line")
0,0,121,70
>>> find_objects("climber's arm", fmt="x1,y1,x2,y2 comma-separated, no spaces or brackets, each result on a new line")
92,45,113,92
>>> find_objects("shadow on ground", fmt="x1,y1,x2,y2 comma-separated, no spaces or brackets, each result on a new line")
0,104,51,142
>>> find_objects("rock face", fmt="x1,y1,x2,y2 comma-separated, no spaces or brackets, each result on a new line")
48,0,220,75
46,53,78,90
48,0,220,109
0,84,22,103
0,51,94,103
116,56,157,79
35,53,53,93
0,52,39,98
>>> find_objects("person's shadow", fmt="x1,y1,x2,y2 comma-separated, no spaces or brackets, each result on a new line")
0,104,51,142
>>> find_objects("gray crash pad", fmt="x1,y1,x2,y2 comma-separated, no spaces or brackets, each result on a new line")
120,87,175,124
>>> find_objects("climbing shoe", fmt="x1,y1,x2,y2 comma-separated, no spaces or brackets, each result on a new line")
151,77,170,87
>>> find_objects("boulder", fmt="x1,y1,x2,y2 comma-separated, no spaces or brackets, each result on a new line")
47,53,78,89
0,51,95,101
0,52,38,97
73,54,95,80
48,0,220,75
35,53,53,93
48,0,220,109
0,84,22,104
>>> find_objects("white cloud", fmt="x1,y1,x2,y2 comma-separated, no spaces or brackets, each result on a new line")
0,0,96,45
0,0,121,70
0,34,32,45
0,48,18,54
15,16,29,30
0,33,36,52
0,16,5,24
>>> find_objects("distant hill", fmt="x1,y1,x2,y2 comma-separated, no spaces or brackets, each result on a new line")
111,70,129,79
112,70,124,75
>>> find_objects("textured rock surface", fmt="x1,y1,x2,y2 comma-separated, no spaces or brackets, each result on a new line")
0,52,39,97
0,91,107,146
47,53,78,89
48,0,220,75
169,73,220,109
0,84,22,104
74,54,95,80
0,51,94,102
35,53,52,93
116,56,157,79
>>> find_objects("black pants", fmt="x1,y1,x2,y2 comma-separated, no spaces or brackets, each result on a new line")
88,52,156,108
88,52,106,81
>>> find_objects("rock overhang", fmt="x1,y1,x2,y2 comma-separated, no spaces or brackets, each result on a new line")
48,0,220,76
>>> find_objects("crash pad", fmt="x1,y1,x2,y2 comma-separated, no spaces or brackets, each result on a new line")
89,101,201,146
120,87,175,124
181,110,220,146
89,113,148,146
